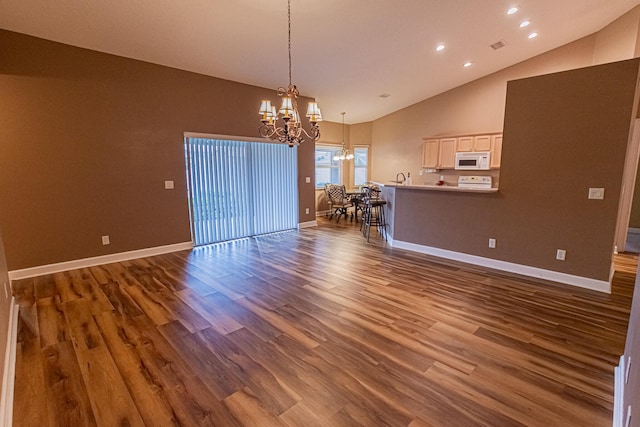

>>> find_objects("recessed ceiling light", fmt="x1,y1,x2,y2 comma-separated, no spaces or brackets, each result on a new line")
528,32,538,39
520,20,530,28
507,7,519,15
436,44,445,52
464,61,473,68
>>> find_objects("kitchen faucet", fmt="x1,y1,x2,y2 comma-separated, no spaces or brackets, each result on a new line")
396,172,406,184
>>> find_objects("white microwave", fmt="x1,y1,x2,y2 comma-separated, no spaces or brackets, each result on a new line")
455,151,491,170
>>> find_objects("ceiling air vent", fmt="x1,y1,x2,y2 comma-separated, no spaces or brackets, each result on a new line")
490,40,506,50
378,93,391,98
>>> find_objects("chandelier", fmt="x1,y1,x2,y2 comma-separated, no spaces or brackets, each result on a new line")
333,112,353,161
258,0,322,147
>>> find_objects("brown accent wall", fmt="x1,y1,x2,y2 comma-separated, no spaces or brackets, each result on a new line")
0,227,11,396
391,59,640,281
0,30,317,270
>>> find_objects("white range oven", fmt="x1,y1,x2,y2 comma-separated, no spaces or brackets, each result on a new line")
458,176,492,189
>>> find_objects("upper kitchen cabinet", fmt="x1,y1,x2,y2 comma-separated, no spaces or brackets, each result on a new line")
438,138,457,169
456,136,473,152
457,135,491,152
423,132,503,169
490,134,503,168
422,139,439,168
422,137,457,169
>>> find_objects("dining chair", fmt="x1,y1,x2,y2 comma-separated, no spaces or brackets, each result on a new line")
323,183,333,217
326,184,353,222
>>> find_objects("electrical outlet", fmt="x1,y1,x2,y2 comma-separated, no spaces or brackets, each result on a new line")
488,238,496,248
305,177,311,184
305,208,310,215
164,180,174,190
556,249,566,261
101,235,110,245
588,187,604,200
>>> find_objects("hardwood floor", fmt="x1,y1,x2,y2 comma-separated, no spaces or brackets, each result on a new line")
11,218,636,426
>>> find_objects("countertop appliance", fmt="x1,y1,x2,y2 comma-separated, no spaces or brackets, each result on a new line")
455,151,491,170
458,175,492,189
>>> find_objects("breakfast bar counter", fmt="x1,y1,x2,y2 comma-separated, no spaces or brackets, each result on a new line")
381,182,498,193
370,181,501,245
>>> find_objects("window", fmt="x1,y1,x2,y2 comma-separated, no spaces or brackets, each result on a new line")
315,144,343,188
185,137,298,245
353,146,369,186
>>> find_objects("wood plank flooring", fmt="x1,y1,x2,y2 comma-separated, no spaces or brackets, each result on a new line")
11,218,636,426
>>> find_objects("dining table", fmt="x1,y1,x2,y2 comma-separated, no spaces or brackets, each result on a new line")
346,189,365,223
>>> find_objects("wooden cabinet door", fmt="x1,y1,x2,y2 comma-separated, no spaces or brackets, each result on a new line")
491,135,503,168
474,135,492,151
422,139,439,168
438,138,457,169
456,136,473,152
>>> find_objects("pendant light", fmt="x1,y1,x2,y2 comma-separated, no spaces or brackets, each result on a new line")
333,112,354,161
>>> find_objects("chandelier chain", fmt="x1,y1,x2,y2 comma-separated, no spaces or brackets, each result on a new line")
257,0,321,146
287,0,292,87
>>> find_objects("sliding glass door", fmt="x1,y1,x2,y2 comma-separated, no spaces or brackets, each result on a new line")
185,137,298,245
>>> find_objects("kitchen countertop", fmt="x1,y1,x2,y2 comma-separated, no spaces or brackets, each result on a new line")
376,182,499,193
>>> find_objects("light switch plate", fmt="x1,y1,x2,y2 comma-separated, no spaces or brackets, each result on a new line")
164,180,175,190
305,177,311,184
588,187,604,200
556,249,566,261
101,235,110,245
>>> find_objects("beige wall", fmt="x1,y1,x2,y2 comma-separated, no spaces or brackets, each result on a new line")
593,5,640,65
314,120,374,214
0,30,317,270
371,5,640,184
0,228,11,400
370,35,597,184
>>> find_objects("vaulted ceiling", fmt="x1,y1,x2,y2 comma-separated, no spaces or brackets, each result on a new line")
1,0,640,123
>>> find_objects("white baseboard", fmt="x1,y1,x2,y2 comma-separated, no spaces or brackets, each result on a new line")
8,241,194,281
1,299,17,427
391,240,611,293
298,220,318,229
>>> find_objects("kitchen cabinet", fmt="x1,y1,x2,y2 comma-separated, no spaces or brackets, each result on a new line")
490,134,503,168
422,138,457,169
422,139,439,168
474,135,492,151
438,138,457,169
422,132,503,169
457,135,491,152
456,136,473,152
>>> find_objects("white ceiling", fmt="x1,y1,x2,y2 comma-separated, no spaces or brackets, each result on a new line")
1,0,640,124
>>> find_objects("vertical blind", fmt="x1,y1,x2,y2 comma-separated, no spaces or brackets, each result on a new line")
185,137,298,246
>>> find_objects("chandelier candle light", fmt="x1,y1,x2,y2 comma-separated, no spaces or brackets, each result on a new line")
258,0,322,147
333,112,353,161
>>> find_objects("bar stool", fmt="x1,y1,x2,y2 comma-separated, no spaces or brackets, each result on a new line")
361,186,387,242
